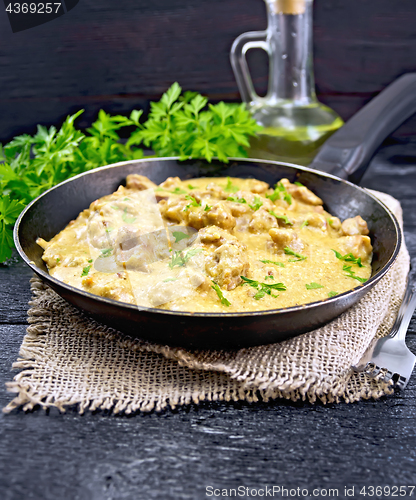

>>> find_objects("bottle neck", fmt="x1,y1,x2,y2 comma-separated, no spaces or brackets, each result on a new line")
265,0,316,104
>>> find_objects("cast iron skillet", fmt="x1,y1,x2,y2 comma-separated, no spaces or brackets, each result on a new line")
14,74,416,348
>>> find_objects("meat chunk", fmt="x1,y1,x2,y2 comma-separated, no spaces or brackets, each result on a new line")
307,213,327,231
341,216,369,236
125,174,158,191
280,178,323,206
339,235,373,260
268,228,293,249
200,202,236,231
249,208,278,233
204,241,249,290
158,197,188,223
245,179,270,194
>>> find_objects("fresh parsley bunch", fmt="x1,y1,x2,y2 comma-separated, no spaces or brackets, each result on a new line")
0,83,261,262
127,82,261,162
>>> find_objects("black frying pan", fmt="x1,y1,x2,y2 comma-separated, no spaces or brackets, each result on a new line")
14,74,416,348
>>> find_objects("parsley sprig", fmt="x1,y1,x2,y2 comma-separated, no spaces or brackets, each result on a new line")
284,247,307,262
168,248,203,269
305,282,324,290
266,181,292,205
240,276,286,300
211,281,231,306
343,265,368,283
268,210,292,225
332,249,363,267
0,83,261,262
260,259,285,268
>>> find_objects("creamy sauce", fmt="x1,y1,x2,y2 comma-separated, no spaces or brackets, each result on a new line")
37,175,373,312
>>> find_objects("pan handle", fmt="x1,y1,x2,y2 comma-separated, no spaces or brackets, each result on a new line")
308,73,416,183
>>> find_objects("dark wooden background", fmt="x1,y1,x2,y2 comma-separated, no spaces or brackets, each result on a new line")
0,0,416,143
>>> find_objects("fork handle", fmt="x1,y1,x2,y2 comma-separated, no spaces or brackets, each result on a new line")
390,279,416,341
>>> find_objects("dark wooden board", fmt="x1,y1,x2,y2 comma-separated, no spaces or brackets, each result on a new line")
1,0,416,142
1,141,416,500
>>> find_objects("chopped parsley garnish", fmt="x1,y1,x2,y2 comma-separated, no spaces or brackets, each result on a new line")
249,195,263,211
266,181,292,205
100,248,113,258
183,195,201,211
56,258,60,263
188,184,197,190
268,210,292,225
284,247,307,262
227,196,247,204
111,205,120,210
163,278,178,283
172,231,190,243
343,265,368,283
81,265,91,277
105,227,113,233
122,208,137,224
240,276,286,300
327,218,333,226
300,220,309,229
332,249,363,267
260,259,285,268
123,197,131,201
305,282,324,290
204,204,212,211
224,177,239,193
87,259,93,263
328,291,338,297
171,187,187,195
294,181,304,187
211,281,231,306
264,275,275,280
168,248,203,269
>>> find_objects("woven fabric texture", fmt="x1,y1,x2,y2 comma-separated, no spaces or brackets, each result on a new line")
4,190,410,414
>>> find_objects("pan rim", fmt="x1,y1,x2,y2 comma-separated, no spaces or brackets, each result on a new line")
14,156,403,319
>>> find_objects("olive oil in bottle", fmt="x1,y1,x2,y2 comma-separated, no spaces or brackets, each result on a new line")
230,0,343,165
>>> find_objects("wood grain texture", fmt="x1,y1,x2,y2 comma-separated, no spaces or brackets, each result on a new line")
1,141,416,500
0,0,415,142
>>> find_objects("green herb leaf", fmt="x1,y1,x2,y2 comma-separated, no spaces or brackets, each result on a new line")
240,276,286,300
332,249,363,267
183,195,201,211
343,264,368,283
260,259,285,268
163,278,178,283
328,291,338,297
122,208,137,224
81,265,91,277
268,210,292,225
172,231,190,243
227,196,247,204
171,187,187,195
284,247,307,262
300,220,309,229
204,204,212,212
305,282,324,290
266,181,292,205
224,177,239,193
168,248,203,269
100,248,113,258
211,281,231,306
294,181,304,187
249,195,263,211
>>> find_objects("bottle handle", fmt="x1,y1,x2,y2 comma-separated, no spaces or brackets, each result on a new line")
230,31,269,105
309,73,416,183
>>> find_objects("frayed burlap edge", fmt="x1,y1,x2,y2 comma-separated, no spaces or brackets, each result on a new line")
3,190,409,414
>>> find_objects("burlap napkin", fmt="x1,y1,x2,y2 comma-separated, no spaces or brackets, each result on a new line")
4,190,410,414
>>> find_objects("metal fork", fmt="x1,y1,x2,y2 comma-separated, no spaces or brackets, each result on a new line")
353,278,416,390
